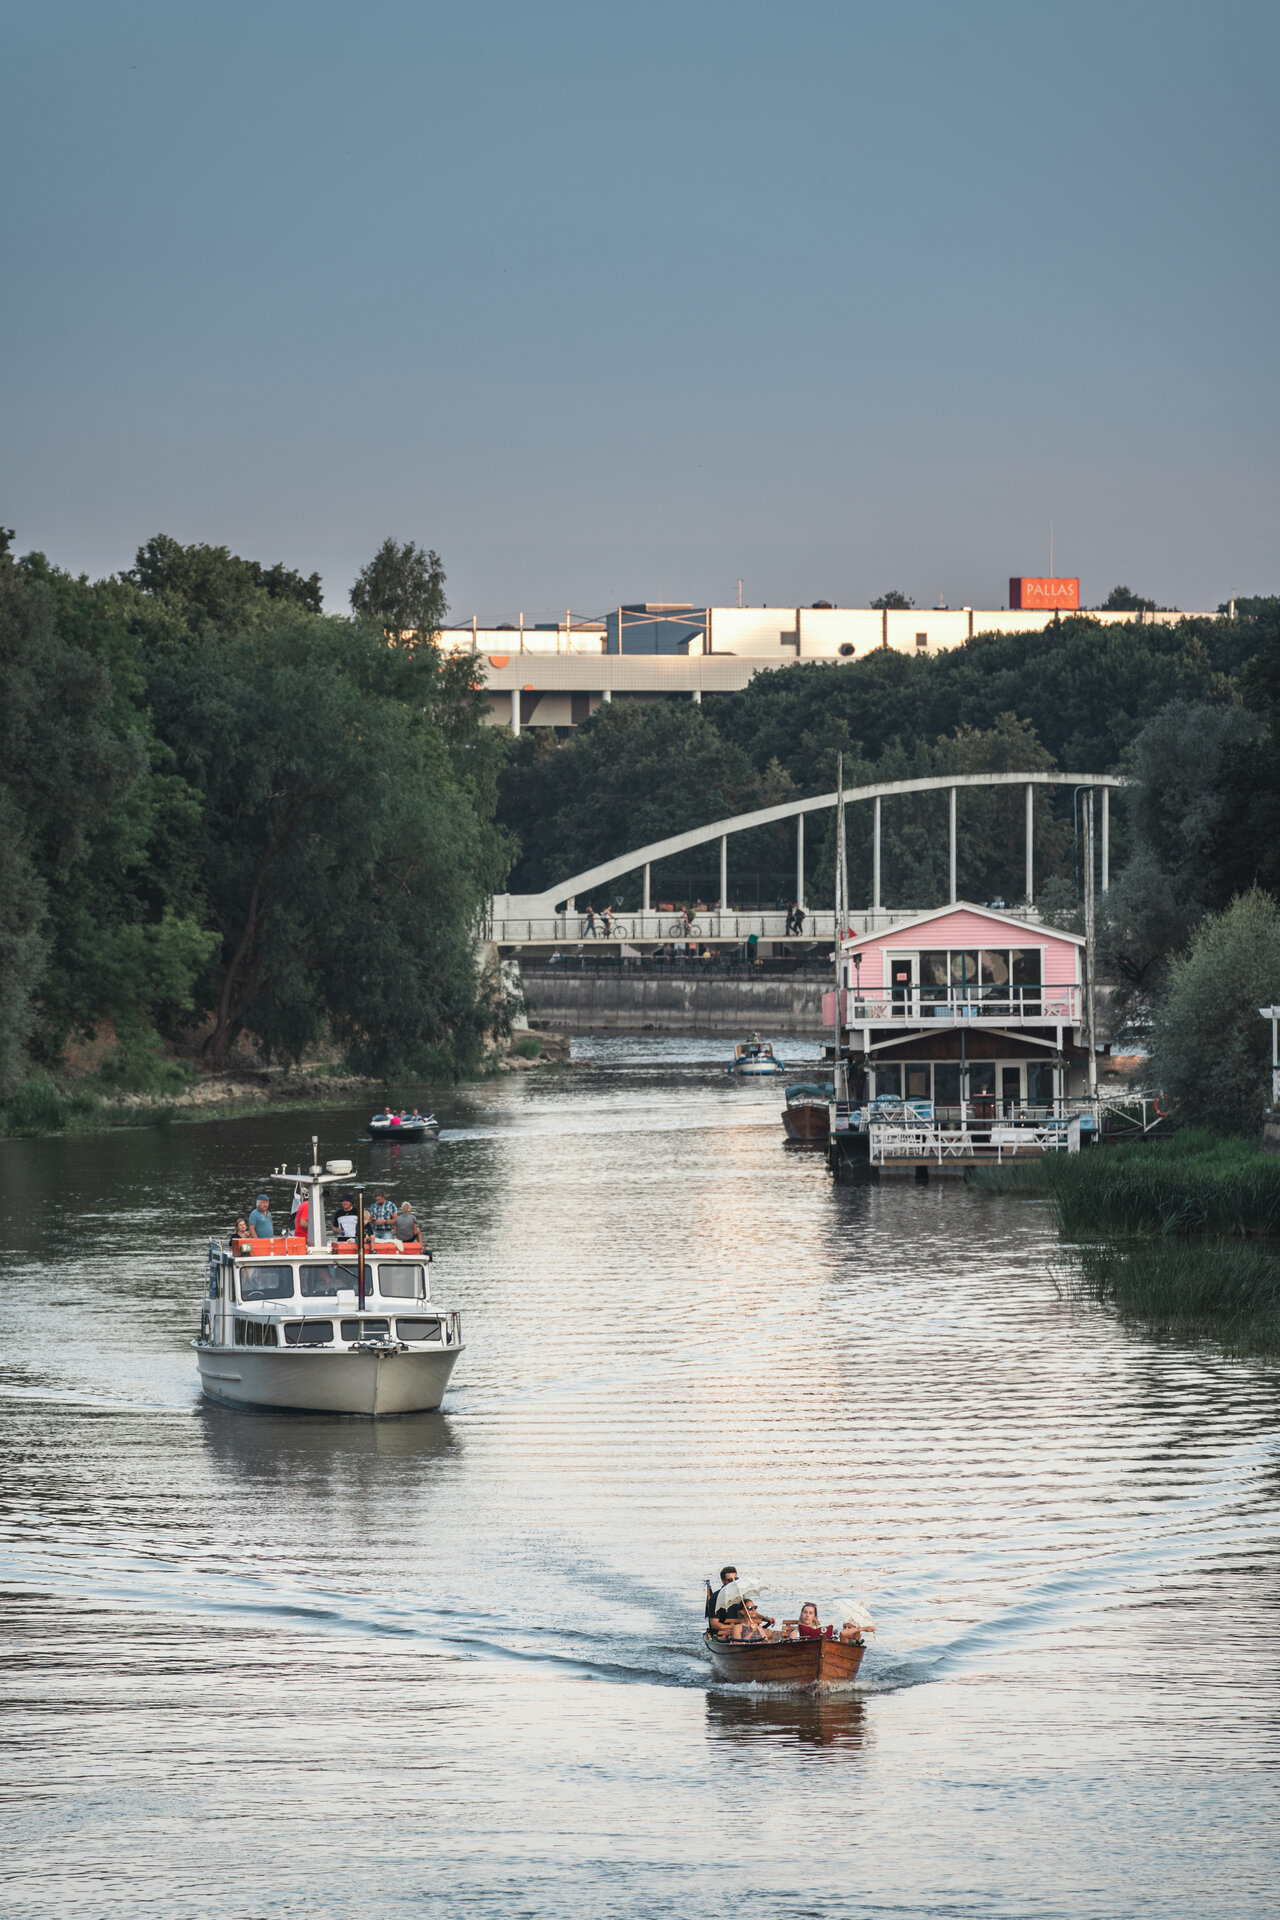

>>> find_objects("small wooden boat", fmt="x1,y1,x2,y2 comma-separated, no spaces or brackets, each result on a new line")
703,1631,865,1689
370,1111,438,1140
782,1081,833,1143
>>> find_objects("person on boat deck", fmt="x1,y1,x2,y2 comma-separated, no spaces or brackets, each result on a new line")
334,1197,359,1240
293,1196,309,1239
369,1191,396,1233
232,1217,250,1243
790,1603,823,1641
247,1195,272,1238
708,1565,741,1624
722,1599,773,1642
394,1200,419,1243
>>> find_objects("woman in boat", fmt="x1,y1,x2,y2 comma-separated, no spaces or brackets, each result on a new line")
785,1602,823,1642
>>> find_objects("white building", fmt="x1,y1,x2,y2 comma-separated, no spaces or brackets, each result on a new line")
436,602,1209,731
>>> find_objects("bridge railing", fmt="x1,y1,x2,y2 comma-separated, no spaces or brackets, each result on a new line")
485,905,1044,946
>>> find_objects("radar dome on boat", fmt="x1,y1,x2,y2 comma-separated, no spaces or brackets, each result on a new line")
325,1159,353,1176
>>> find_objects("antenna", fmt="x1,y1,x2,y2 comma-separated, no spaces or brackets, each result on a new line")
737,578,743,609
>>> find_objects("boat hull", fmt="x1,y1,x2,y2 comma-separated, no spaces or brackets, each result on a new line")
703,1631,865,1689
196,1344,461,1416
369,1122,435,1140
783,1103,829,1143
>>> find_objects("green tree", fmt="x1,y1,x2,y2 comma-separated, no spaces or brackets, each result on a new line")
870,590,914,609
350,539,447,642
1150,889,1280,1134
1099,585,1157,612
131,534,322,623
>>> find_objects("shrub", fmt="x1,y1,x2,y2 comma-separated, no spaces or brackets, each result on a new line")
513,1035,543,1059
2,1078,74,1134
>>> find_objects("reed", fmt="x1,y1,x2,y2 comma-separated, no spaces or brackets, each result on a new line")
1063,1238,1280,1353
970,1134,1280,1238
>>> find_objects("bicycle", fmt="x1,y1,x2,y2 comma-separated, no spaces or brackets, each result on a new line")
579,916,630,941
664,918,701,940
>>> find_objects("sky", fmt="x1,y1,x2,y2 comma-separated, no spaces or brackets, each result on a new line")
2,0,1277,620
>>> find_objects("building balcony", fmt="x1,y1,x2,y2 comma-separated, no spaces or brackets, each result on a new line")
842,985,1078,1025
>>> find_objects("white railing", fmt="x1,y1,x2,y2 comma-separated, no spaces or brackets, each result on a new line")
844,985,1078,1023
868,1119,1078,1164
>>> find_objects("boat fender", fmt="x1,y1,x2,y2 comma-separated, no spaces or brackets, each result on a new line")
1153,1095,1171,1119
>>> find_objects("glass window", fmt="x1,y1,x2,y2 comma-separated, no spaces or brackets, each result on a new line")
284,1320,333,1345
951,951,979,988
934,1064,961,1107
1027,1061,1055,1104
397,1317,442,1343
919,951,949,990
299,1263,359,1297
969,1063,997,1099
239,1265,294,1300
873,1064,902,1097
1011,948,1042,985
377,1262,424,1299
905,1065,930,1100
979,950,1010,987
341,1318,391,1340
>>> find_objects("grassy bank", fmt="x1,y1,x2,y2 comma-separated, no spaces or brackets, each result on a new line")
969,1132,1280,1352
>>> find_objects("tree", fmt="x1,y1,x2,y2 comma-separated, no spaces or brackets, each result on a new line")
1150,889,1280,1134
145,612,497,1071
870,590,914,609
350,539,447,643
1099,585,1157,612
131,535,322,622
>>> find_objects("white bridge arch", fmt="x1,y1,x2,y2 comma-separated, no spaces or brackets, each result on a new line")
490,769,1122,946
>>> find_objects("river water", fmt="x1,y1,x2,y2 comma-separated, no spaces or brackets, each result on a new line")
1,1038,1277,1918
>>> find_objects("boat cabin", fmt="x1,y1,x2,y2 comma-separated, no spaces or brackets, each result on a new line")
201,1246,461,1354
828,903,1092,1116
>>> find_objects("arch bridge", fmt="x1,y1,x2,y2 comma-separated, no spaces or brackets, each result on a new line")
488,770,1122,948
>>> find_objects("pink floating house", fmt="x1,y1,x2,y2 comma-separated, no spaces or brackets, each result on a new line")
825,903,1091,1114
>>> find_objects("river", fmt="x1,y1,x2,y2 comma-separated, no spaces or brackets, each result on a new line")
1,1038,1277,1917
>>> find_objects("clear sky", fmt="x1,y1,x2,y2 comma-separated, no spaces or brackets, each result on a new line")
3,0,1277,620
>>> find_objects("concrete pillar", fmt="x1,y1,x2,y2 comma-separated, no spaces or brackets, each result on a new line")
719,835,728,913
642,864,650,917
602,688,611,703
1025,783,1034,903
692,688,702,704
1101,785,1110,892
949,787,957,904
873,796,882,915
511,688,521,736
796,813,805,906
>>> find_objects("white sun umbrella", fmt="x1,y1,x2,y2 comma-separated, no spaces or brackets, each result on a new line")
712,1579,762,1614
828,1596,877,1634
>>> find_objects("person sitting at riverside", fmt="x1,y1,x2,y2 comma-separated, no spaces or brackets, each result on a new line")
247,1194,273,1239
394,1200,419,1244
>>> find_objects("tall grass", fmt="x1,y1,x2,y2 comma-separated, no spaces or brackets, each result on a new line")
970,1133,1280,1237
1064,1238,1280,1353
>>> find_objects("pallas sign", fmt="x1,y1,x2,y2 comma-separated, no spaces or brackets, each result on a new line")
1009,576,1080,610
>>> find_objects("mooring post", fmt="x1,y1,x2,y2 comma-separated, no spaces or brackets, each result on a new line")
873,796,882,916
1025,783,1034,903
949,787,957,904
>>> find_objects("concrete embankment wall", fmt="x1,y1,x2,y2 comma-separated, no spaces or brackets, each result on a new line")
519,969,828,1036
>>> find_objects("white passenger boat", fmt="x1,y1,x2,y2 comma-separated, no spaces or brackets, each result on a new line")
194,1145,463,1417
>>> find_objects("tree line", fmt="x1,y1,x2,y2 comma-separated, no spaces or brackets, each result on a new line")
0,532,510,1097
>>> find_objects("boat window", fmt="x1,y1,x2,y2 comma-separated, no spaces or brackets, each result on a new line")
283,1320,334,1345
377,1262,424,1298
233,1316,279,1346
397,1317,442,1342
299,1263,359,1297
239,1265,294,1301
340,1318,391,1340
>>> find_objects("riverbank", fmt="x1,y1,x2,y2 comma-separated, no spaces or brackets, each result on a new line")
969,1132,1280,1351
0,1029,572,1139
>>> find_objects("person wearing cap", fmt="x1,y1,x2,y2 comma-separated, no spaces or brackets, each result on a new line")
247,1195,273,1238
